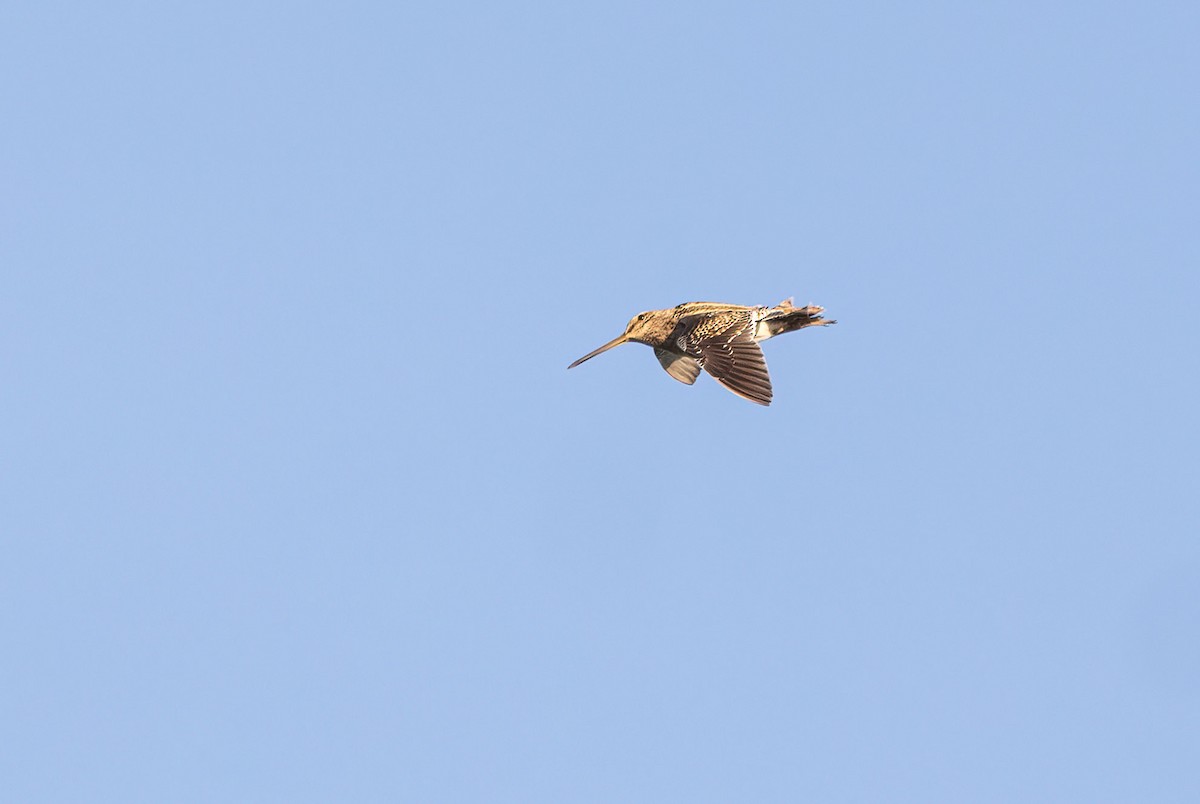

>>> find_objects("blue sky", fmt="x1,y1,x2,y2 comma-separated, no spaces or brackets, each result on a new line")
3,2,1199,801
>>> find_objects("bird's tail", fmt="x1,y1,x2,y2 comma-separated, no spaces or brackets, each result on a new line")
758,298,836,340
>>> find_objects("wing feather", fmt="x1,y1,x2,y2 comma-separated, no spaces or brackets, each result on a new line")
654,348,701,385
680,312,774,405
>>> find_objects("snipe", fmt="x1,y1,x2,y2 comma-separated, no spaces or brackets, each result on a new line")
568,298,835,406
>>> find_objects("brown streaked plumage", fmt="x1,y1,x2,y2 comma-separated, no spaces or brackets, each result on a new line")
567,298,835,406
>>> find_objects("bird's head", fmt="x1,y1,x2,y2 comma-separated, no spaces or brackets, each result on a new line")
567,310,665,369
623,310,663,343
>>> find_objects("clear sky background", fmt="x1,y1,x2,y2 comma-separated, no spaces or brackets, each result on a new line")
3,2,1198,802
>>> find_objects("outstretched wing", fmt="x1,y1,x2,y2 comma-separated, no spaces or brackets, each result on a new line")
680,312,773,406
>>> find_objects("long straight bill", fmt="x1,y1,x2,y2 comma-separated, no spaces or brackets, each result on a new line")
567,334,629,369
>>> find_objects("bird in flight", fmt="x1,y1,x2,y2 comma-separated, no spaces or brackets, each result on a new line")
567,298,835,405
